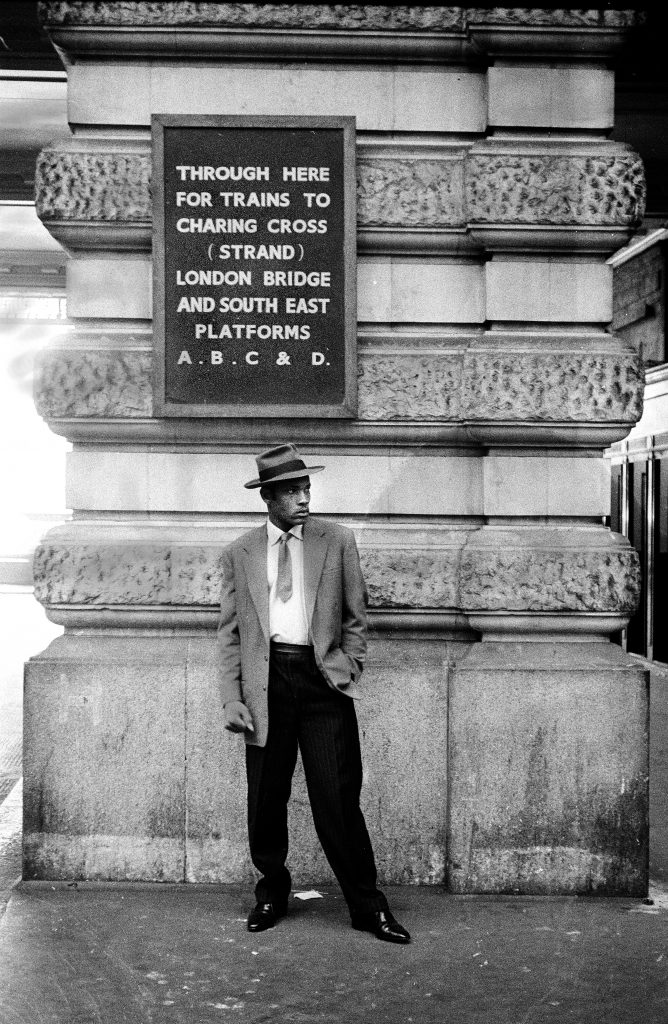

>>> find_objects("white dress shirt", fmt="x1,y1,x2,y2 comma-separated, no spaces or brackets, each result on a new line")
267,520,309,644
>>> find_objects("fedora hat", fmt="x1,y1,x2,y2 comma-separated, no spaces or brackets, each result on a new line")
244,443,325,489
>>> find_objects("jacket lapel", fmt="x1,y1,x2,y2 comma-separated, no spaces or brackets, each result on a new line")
303,518,328,627
242,525,270,644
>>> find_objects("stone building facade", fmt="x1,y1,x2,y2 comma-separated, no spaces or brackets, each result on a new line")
26,4,649,894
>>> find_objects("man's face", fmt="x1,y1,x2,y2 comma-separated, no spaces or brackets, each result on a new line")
263,476,311,531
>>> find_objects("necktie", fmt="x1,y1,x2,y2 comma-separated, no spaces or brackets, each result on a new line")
276,532,293,602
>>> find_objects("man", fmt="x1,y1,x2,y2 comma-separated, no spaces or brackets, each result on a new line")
218,443,410,944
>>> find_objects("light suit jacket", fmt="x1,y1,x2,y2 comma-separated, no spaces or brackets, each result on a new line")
217,516,367,747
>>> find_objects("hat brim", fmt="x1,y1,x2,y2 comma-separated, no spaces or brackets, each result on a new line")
244,465,325,489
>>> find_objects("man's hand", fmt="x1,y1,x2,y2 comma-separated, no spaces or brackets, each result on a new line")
224,700,255,734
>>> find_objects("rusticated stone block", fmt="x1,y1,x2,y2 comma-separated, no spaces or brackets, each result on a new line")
33,542,461,611
460,547,641,614
357,158,464,227
467,154,645,226
34,346,644,426
39,2,465,31
467,9,640,28
359,548,459,610
35,147,644,230
34,348,152,418
461,351,644,422
36,149,465,229
35,151,151,222
357,352,462,420
33,531,640,617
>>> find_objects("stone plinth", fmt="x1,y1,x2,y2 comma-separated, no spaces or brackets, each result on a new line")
24,634,457,885
449,643,649,895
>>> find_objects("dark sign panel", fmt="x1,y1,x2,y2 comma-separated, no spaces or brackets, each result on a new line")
152,115,356,417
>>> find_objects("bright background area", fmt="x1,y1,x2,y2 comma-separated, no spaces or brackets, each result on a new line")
0,202,69,576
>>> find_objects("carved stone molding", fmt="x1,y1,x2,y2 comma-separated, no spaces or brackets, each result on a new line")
467,154,645,227
34,346,644,427
38,4,641,65
32,526,640,619
38,3,469,62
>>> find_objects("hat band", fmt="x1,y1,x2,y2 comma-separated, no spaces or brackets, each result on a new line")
258,458,308,482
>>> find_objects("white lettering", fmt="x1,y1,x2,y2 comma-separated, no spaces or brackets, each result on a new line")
266,219,327,234
176,166,270,181
176,191,212,207
302,192,330,208
282,167,330,182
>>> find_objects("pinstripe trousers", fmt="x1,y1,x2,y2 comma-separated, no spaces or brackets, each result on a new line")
245,643,388,915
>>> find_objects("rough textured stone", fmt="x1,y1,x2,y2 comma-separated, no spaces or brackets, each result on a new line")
467,154,645,226
36,150,465,228
357,352,462,420
39,4,640,31
34,348,153,418
39,3,465,31
34,346,644,425
33,542,462,611
460,547,641,614
357,158,464,227
35,151,151,222
461,351,644,422
359,548,460,610
467,8,640,29
35,148,644,229
33,533,640,617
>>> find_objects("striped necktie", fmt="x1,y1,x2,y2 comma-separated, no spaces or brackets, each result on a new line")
276,532,293,602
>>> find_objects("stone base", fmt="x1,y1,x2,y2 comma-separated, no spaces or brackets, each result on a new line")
448,641,649,896
23,633,459,885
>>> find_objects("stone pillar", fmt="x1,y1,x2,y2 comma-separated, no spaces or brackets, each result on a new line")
26,5,648,894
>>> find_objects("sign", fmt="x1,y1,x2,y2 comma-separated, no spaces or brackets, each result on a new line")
152,115,357,417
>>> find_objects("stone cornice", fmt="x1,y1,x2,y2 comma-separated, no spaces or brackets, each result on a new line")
38,4,641,62
35,144,645,255
39,3,470,63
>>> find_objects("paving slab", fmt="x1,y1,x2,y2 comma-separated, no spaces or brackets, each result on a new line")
1,882,667,1024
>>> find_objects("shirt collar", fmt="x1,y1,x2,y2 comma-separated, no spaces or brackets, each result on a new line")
267,520,303,544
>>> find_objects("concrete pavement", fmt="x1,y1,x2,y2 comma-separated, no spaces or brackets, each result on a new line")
1,590,668,1022
1,881,668,1023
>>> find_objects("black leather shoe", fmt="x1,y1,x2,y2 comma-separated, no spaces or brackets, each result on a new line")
351,909,411,944
247,901,286,932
